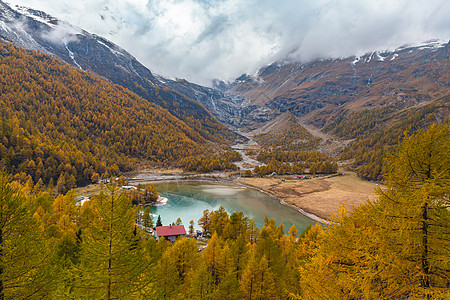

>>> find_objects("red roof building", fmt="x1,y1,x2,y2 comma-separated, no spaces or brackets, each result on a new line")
154,225,186,242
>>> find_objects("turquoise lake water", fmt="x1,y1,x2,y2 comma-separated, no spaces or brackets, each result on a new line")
151,181,315,233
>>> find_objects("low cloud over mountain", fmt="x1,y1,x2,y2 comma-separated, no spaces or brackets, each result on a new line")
6,0,450,85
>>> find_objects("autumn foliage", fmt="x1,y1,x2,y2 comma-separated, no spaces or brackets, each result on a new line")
0,42,218,189
1,123,447,299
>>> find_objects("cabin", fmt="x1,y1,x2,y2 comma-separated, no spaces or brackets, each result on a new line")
154,225,186,243
121,185,137,191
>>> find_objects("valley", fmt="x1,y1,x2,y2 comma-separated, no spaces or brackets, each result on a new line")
0,1,448,298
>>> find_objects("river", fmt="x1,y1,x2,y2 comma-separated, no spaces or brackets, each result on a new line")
151,181,315,233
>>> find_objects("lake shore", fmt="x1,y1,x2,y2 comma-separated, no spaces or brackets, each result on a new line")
75,169,380,224
127,169,381,223
237,172,381,222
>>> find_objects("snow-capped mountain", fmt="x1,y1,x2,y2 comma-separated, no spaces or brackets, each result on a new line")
0,0,447,137
221,39,449,131
0,0,236,142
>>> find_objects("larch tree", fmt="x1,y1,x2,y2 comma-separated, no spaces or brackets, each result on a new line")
155,237,199,299
185,260,215,300
72,183,146,299
189,219,195,236
198,209,211,236
203,232,223,285
299,123,450,299
142,206,153,230
0,173,52,299
375,123,450,298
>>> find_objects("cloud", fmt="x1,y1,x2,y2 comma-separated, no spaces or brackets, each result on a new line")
6,0,450,85
40,22,81,45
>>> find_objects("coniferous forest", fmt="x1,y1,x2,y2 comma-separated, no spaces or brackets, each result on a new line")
0,26,449,299
1,123,448,299
0,42,233,190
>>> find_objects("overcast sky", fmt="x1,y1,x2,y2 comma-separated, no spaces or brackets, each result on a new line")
6,0,450,85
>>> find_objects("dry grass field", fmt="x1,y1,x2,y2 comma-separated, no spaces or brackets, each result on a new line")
239,172,381,221
74,184,103,198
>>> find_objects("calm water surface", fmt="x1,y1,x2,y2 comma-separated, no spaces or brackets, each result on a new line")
151,181,315,233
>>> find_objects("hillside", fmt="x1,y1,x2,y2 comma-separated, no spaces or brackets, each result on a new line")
0,42,212,190
0,0,237,144
225,40,449,128
214,41,450,180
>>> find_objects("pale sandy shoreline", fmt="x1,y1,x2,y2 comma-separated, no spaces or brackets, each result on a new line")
237,173,381,222
233,178,329,223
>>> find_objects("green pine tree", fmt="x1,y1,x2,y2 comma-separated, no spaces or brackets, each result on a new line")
156,215,163,227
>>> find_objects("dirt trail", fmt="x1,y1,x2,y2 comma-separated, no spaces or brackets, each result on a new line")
298,117,351,155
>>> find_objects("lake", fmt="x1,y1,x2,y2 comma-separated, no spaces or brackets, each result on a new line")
151,181,315,233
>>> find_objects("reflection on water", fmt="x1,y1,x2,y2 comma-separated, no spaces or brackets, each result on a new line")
151,182,315,233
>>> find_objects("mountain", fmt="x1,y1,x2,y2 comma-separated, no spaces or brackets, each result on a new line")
217,40,449,132
0,0,237,144
0,42,215,189
216,40,449,180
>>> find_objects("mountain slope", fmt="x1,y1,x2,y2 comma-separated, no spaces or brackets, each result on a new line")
0,42,210,189
224,40,449,130
219,41,449,180
0,0,236,143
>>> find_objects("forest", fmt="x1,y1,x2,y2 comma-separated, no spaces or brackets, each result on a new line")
254,150,338,176
1,123,448,299
179,151,242,173
326,100,449,181
0,42,237,190
255,113,321,151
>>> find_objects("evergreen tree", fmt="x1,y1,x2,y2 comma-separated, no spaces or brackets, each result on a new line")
156,215,163,227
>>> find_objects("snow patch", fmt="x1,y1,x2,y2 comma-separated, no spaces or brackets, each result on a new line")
375,51,385,61
415,40,447,50
390,53,399,61
97,40,126,58
365,52,374,63
351,56,361,65
65,43,83,70
12,5,57,28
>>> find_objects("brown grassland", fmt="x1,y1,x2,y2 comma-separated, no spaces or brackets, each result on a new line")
239,171,381,221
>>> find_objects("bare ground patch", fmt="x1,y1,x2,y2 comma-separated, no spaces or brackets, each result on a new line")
239,172,381,221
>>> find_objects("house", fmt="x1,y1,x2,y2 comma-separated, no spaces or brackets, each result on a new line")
154,225,186,243
121,185,137,191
